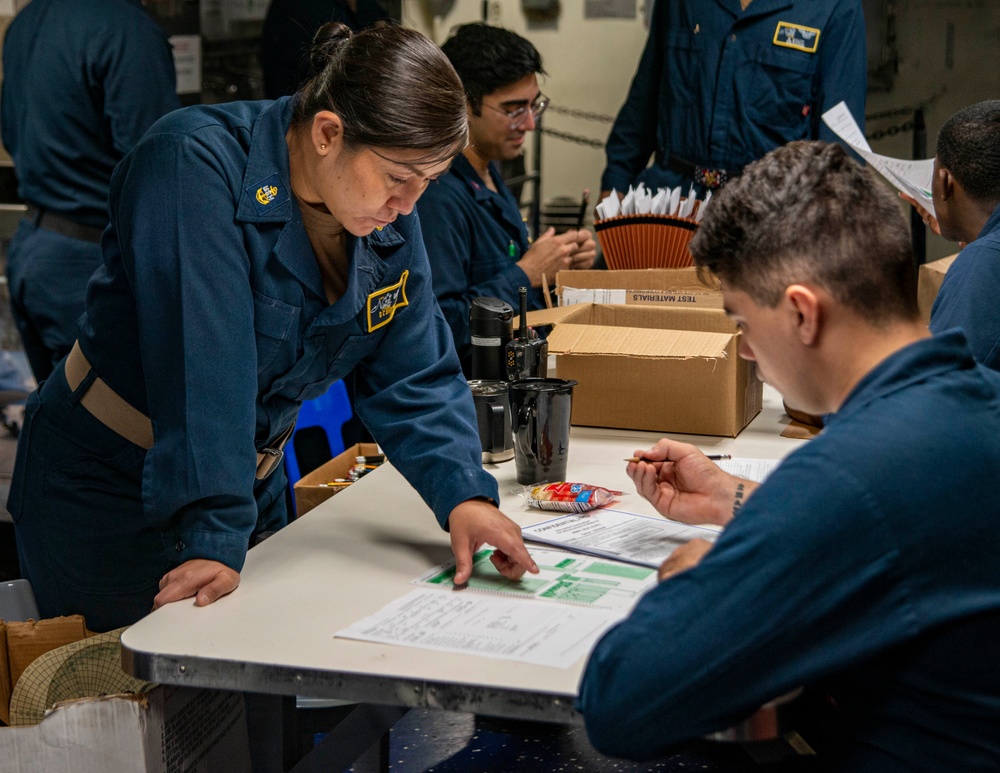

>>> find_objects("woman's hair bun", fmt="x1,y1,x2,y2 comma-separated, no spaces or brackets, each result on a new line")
308,22,352,79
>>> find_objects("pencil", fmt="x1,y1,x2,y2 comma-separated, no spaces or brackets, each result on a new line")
577,189,590,229
625,454,732,462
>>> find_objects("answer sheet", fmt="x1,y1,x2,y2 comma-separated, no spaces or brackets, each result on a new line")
821,101,936,216
335,588,620,668
413,545,657,611
522,509,720,568
715,457,780,481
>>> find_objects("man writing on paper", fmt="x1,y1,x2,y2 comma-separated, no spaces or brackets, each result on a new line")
578,141,1000,771
901,100,1000,372
601,0,866,198
417,24,595,373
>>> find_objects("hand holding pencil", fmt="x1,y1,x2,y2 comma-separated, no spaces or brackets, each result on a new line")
626,440,754,527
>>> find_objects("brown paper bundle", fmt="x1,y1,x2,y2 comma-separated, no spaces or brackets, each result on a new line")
594,213,698,270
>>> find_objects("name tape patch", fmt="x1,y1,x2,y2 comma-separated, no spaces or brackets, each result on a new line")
366,270,409,332
773,21,821,53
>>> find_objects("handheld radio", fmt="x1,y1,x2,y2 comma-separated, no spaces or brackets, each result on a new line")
505,287,547,381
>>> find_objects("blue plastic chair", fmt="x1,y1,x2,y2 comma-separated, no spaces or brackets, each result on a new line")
283,379,354,484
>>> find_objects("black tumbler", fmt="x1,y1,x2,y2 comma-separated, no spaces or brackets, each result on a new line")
509,377,578,485
470,297,513,381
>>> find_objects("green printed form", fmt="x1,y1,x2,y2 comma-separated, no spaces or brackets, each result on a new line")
412,546,658,612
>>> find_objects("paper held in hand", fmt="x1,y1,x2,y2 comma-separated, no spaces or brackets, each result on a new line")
821,101,936,218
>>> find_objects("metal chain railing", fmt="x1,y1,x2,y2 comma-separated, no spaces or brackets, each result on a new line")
546,104,617,124
540,86,946,150
538,126,606,149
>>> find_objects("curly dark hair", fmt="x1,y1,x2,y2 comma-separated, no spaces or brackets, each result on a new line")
691,141,919,324
937,100,1000,207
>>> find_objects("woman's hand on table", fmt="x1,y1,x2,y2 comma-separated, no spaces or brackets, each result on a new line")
153,559,241,610
627,439,756,527
448,499,540,584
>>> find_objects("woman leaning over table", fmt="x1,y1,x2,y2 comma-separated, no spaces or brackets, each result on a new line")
8,22,537,633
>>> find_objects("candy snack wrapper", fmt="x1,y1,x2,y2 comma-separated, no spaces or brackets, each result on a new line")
524,482,622,513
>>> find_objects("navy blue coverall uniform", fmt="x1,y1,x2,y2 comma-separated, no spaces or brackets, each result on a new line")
930,203,1000,372
579,332,1000,771
601,0,867,194
8,98,497,632
417,154,544,374
1,0,179,382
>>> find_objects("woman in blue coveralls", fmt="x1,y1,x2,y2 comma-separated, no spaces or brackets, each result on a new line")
8,22,538,633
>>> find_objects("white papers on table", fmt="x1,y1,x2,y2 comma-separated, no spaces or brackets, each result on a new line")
715,457,780,482
522,509,719,569
821,101,936,217
413,545,657,611
336,588,619,668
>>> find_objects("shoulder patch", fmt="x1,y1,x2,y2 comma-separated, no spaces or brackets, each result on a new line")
246,173,289,215
366,270,410,332
773,21,821,53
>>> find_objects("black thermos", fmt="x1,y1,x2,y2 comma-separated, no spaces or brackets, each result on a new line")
470,297,514,381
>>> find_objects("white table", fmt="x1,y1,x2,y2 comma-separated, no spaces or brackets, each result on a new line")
121,385,804,769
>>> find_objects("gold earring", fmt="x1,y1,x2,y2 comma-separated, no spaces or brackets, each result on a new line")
320,143,327,150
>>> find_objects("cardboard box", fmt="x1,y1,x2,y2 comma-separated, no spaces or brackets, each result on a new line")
0,685,250,773
293,442,381,517
917,253,958,323
0,616,90,726
555,268,723,309
528,303,762,437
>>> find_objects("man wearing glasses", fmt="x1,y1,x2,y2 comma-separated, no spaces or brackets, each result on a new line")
418,23,595,374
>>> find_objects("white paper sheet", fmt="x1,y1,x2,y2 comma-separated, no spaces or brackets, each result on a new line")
413,545,658,611
522,509,719,569
715,457,781,482
336,589,619,668
822,101,936,217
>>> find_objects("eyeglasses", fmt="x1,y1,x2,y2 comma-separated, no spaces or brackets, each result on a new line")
483,94,550,129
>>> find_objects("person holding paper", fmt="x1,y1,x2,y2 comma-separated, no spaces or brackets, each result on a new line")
901,100,1000,372
417,24,595,373
579,141,1000,770
9,23,538,633
601,0,866,197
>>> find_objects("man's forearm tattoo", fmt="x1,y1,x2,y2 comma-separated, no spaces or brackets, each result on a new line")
733,482,745,516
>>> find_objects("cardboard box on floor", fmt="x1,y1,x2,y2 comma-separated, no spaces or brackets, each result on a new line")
293,442,381,517
527,303,762,437
554,268,723,309
0,685,250,773
0,616,250,773
0,615,90,726
917,253,958,323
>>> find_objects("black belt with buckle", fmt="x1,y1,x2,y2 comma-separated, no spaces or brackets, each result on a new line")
666,155,741,190
27,205,105,244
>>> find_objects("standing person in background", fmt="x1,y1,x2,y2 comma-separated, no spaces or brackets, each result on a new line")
601,0,866,198
259,0,390,99
9,22,537,633
418,23,595,374
901,100,1000,372
1,0,180,383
